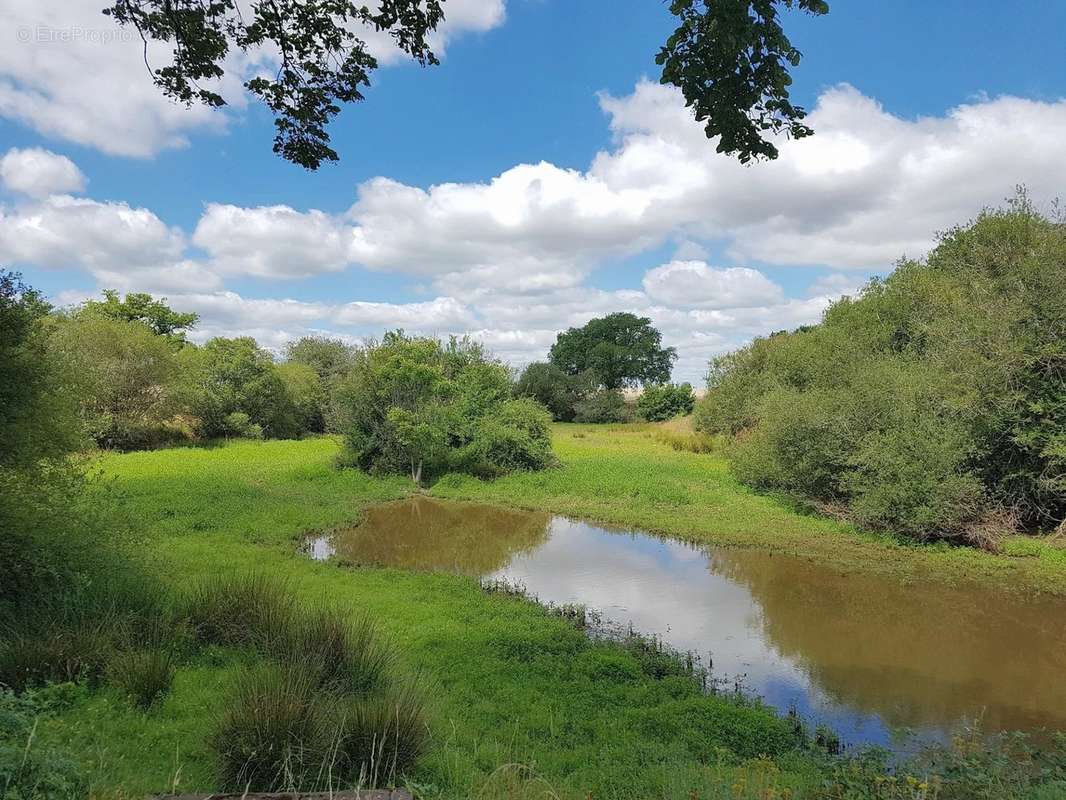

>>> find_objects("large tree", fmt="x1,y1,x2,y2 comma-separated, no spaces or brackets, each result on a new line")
549,312,676,390
104,1,826,168
79,290,199,344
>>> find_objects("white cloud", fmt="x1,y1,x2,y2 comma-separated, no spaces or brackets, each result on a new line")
642,261,784,309
333,296,476,330
0,147,85,197
10,76,1066,383
193,204,355,279
0,194,185,272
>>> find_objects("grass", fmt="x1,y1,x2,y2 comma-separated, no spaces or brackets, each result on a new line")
25,426,1066,798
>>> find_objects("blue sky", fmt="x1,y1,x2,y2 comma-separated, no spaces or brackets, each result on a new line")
2,0,1065,379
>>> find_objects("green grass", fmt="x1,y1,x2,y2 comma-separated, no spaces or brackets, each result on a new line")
31,426,1066,798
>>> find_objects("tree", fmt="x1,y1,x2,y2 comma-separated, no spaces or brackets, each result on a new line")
549,313,677,390
79,290,199,344
50,317,181,449
637,383,696,422
0,272,83,468
657,0,829,163
107,1,826,168
277,361,328,434
335,332,554,483
104,0,443,170
179,337,300,439
285,336,357,382
514,362,597,422
695,195,1066,541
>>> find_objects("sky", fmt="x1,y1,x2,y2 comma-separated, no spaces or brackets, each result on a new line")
1,0,1065,382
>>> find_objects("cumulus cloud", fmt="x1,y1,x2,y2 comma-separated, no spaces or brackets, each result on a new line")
0,194,185,272
8,75,1066,382
0,147,86,197
193,204,355,279
642,261,784,309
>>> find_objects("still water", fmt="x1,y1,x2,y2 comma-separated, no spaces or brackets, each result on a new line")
305,496,1066,750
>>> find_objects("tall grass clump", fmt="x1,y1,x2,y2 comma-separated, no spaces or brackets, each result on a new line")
290,604,393,695
333,682,429,787
198,574,425,790
212,663,331,792
182,572,296,650
107,649,175,709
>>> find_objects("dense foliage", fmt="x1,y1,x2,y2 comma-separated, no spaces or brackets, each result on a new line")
657,0,829,163
637,383,696,422
336,332,555,483
514,361,597,422
573,388,632,424
50,316,182,450
549,312,677,390
105,0,444,169
695,199,1066,542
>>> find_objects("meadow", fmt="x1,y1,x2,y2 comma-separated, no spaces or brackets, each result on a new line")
21,425,1066,797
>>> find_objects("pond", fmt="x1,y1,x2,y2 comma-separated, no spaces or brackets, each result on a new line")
305,496,1066,752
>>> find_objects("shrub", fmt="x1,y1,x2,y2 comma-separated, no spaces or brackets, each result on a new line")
513,362,595,422
48,316,181,450
336,333,555,483
637,383,695,422
459,398,556,476
573,389,631,424
0,687,87,800
696,197,1066,540
178,337,303,440
107,649,175,709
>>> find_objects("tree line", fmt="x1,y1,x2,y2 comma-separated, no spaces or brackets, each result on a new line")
693,195,1066,544
6,288,692,487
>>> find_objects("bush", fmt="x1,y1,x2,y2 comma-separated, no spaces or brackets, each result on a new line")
107,649,175,709
0,686,87,800
460,398,556,476
696,197,1066,540
48,317,181,450
513,362,595,422
573,389,631,424
178,337,303,440
336,333,555,483
636,383,695,422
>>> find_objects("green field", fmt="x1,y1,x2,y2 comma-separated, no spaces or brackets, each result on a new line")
33,425,1066,797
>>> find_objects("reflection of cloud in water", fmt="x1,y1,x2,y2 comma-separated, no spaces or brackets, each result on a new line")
308,498,1066,750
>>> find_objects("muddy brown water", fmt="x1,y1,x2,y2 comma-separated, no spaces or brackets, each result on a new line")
304,496,1066,751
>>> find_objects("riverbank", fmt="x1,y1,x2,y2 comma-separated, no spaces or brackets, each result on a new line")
434,423,1066,596
29,427,1066,797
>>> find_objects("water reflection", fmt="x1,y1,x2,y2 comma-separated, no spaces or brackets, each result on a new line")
306,497,1066,749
